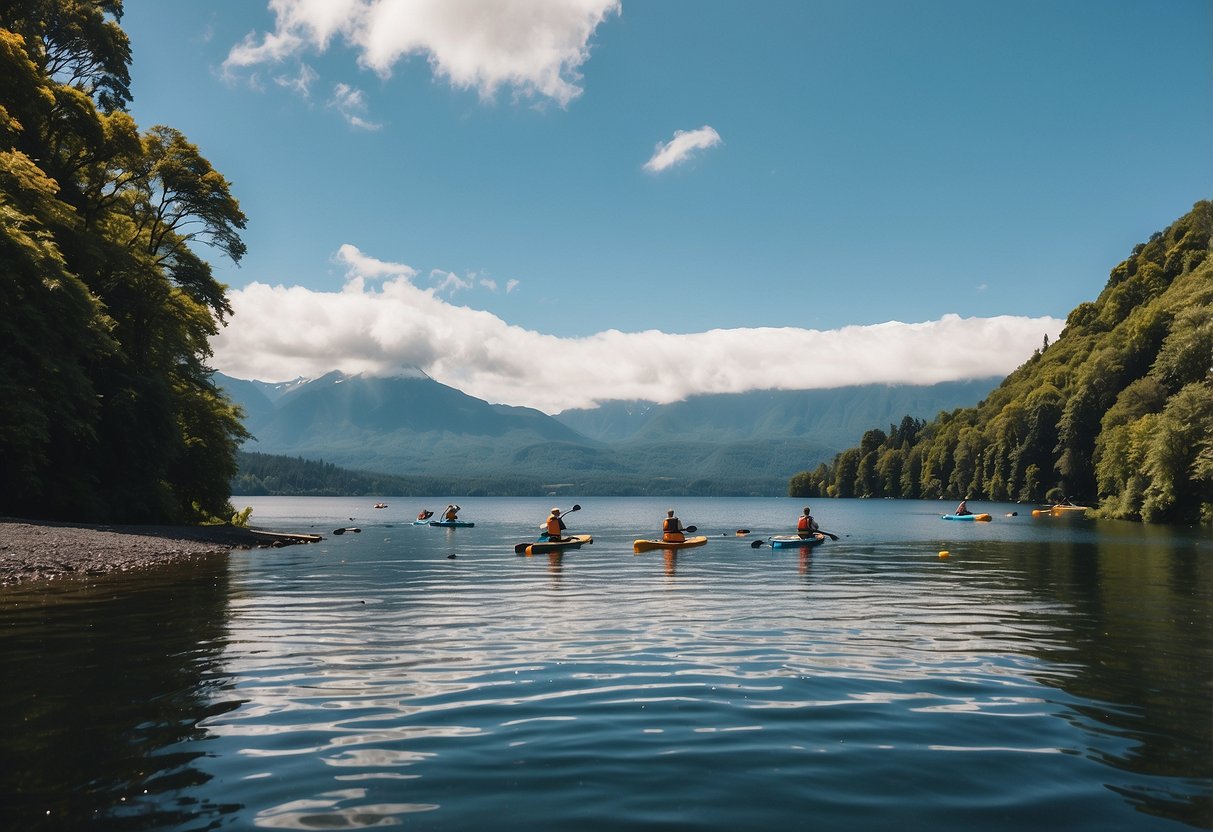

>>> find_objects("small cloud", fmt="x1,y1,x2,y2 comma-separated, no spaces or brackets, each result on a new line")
506,279,520,293
976,283,989,292
335,244,417,281
328,82,381,130
643,126,722,173
480,278,498,292
431,269,473,295
225,28,304,74
275,63,318,98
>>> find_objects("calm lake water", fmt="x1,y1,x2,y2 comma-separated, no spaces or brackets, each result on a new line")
1,497,1210,831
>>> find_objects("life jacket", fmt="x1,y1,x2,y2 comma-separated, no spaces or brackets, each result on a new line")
662,517,684,543
546,515,563,538
797,515,810,532
445,507,458,520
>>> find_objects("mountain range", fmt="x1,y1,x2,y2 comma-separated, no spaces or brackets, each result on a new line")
215,370,998,496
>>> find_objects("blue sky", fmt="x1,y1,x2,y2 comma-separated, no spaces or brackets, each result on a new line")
121,1,1211,412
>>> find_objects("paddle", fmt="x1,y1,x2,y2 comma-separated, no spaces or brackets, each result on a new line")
514,504,581,553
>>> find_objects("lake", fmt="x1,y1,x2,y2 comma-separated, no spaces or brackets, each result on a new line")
1,496,1210,831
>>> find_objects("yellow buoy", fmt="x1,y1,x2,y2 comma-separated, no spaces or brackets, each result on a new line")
938,550,950,558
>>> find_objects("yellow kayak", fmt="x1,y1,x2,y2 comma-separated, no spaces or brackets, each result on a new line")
633,536,708,553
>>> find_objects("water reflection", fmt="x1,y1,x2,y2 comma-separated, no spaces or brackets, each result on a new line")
0,559,236,831
2,504,1210,831
1006,536,1213,827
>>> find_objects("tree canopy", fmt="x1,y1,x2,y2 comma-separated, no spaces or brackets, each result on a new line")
790,202,1213,525
1,1,248,522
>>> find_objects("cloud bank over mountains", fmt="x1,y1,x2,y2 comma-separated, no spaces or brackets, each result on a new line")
211,245,1063,414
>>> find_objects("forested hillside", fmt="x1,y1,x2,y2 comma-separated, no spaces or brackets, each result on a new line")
790,202,1213,524
231,451,787,498
1,2,247,522
232,452,502,498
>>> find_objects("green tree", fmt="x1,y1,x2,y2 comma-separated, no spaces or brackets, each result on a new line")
1141,383,1213,523
0,2,248,522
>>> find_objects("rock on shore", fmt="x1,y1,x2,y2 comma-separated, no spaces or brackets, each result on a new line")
0,519,313,586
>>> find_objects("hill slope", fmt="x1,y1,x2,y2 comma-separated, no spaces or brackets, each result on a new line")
791,201,1213,524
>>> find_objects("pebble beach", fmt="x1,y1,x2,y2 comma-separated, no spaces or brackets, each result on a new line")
0,519,311,586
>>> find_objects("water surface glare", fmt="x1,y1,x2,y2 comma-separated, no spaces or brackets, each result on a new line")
2,497,1210,830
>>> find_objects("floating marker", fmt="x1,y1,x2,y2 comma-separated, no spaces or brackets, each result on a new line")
938,550,950,558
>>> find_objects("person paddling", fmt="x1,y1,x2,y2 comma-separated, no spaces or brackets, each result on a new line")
662,509,686,544
443,504,461,521
797,506,819,539
954,498,971,517
417,509,434,521
541,507,567,543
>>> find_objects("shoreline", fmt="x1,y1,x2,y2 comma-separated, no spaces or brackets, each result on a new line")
0,518,320,587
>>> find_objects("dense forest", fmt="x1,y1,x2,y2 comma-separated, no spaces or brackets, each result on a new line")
1,2,247,522
790,202,1213,525
234,451,788,498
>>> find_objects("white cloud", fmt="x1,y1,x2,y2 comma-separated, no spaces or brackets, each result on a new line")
213,245,1064,413
506,279,520,293
480,277,498,291
334,243,417,281
329,82,381,129
431,268,474,295
225,0,621,107
643,126,722,173
275,63,318,97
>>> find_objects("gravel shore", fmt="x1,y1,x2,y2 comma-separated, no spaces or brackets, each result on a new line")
0,518,318,586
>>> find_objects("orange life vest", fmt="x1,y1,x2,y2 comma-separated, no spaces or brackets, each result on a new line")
662,517,684,543
546,515,563,538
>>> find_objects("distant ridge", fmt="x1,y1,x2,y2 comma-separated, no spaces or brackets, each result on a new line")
216,370,999,496
555,380,1001,448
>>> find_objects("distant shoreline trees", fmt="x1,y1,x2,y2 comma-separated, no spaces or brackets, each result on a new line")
1,2,248,522
790,202,1213,525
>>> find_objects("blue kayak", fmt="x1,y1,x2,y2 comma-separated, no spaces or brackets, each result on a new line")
768,533,826,549
942,513,991,522
430,520,475,527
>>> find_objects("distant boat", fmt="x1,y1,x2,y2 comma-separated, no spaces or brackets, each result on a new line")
373,503,388,509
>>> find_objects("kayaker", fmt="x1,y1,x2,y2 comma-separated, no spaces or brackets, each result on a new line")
662,509,686,543
954,498,971,516
417,509,434,521
542,507,566,542
443,504,461,521
797,506,819,539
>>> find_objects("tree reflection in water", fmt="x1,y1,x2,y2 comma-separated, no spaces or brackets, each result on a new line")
0,559,240,831
1001,535,1213,828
